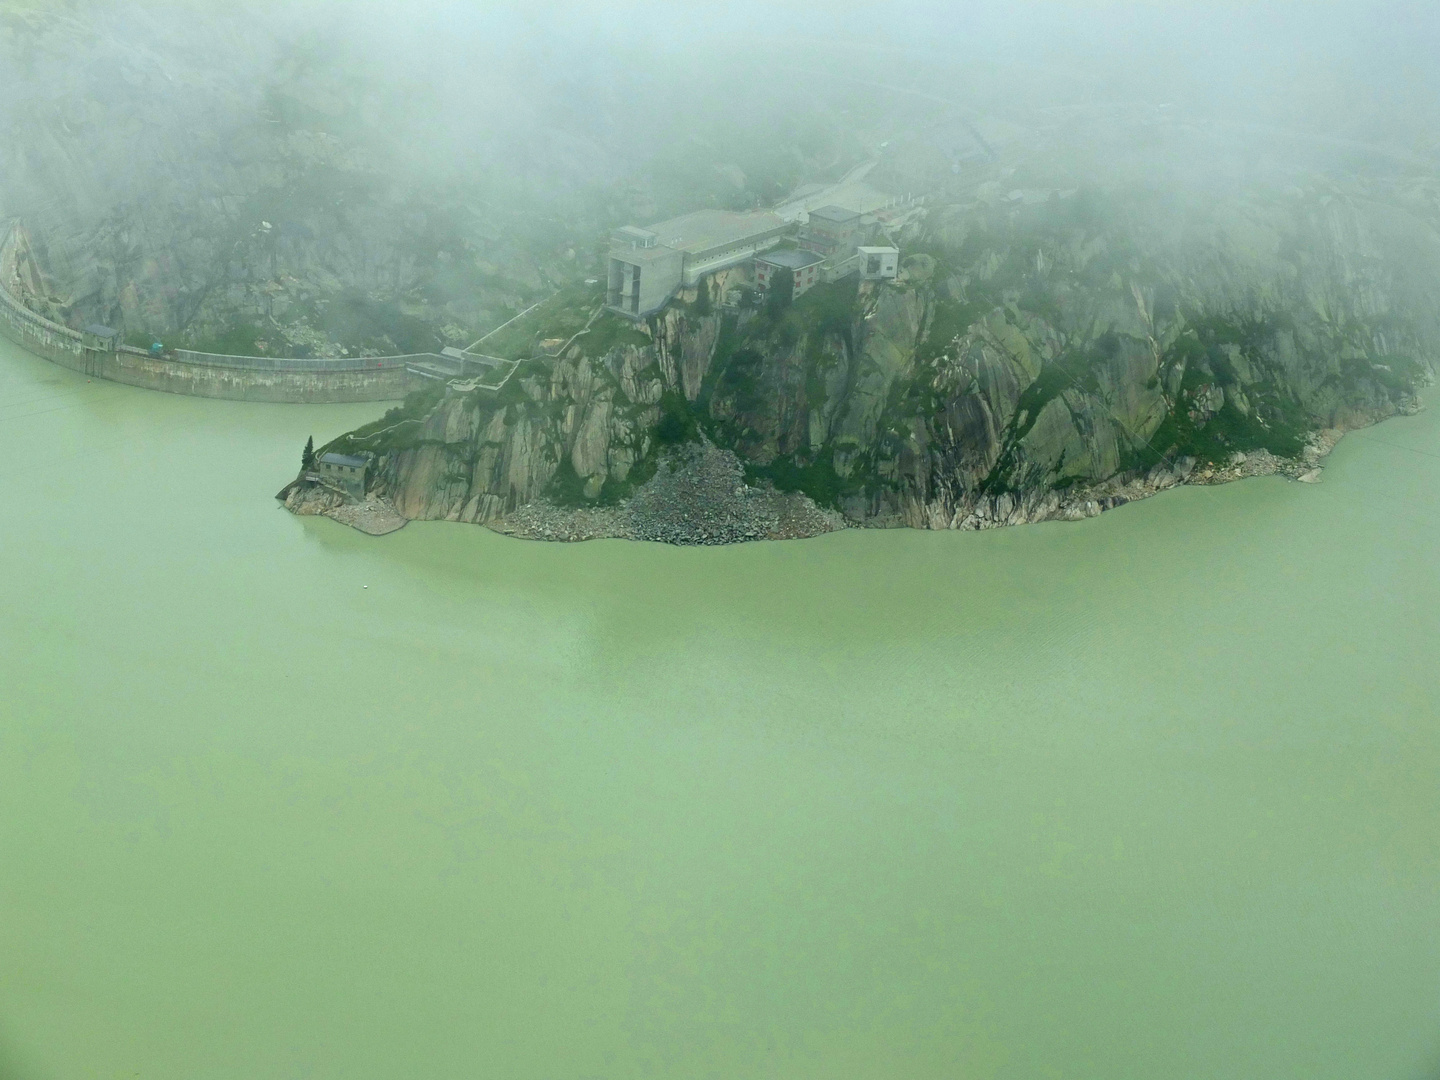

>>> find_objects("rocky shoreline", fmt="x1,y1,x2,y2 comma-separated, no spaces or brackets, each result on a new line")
893,419,1390,533
278,479,408,536
280,409,1419,545
480,414,1397,543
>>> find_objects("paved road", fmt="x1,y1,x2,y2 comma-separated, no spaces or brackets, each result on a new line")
774,159,895,222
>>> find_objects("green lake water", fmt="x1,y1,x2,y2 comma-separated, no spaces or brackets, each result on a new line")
1,336,1438,1079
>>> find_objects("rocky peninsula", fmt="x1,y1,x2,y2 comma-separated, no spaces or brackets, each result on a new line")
3,2,1434,545
295,178,1437,544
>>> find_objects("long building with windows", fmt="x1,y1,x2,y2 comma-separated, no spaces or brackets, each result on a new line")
606,199,905,318
607,210,788,318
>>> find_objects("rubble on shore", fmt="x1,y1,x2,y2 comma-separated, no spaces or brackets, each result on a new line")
491,445,843,545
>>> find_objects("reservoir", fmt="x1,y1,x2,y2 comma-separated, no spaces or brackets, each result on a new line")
1,335,1437,1079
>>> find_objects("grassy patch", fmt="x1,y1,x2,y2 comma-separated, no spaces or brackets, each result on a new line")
479,281,602,360
785,277,858,341
1120,315,1314,468
745,446,853,509
654,390,703,446
1010,337,1108,441
310,289,441,355
915,295,986,364
321,382,445,456
581,312,652,356
1331,352,1426,397
544,392,697,508
175,319,267,356
711,345,768,417
1136,396,1307,467
545,456,591,507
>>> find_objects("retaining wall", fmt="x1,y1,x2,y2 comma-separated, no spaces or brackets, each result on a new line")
111,346,418,402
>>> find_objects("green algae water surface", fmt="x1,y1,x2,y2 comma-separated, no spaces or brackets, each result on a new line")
1,336,1438,1080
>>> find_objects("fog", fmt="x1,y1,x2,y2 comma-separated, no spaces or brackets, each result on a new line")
6,0,1437,196
1,0,1436,344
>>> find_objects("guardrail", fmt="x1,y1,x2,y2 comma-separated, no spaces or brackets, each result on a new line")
445,356,524,393
171,349,420,372
118,345,509,380
155,347,511,376
1,219,526,398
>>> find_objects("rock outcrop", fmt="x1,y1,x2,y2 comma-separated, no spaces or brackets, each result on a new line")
279,476,407,536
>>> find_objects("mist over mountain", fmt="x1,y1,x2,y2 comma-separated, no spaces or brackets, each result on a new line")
3,0,1439,539
4,0,1436,348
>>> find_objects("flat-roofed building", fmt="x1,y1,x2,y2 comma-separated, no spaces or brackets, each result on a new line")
755,248,826,298
799,205,864,260
797,205,883,282
857,246,901,281
81,324,119,352
318,452,367,499
607,210,789,318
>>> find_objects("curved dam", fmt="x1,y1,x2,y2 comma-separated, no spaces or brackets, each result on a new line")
0,221,496,403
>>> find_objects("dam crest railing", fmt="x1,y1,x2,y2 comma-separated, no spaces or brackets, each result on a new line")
1,220,523,393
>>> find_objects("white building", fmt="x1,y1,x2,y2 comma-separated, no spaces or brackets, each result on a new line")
857,246,901,281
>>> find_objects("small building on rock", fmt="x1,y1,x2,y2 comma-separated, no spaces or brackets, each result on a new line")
857,246,901,281
318,452,368,499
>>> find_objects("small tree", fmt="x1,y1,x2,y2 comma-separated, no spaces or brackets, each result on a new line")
764,269,794,318
301,436,316,471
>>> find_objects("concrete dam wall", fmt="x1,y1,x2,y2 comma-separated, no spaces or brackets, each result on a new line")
0,221,493,403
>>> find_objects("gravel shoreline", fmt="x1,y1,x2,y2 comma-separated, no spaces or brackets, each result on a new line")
491,445,844,545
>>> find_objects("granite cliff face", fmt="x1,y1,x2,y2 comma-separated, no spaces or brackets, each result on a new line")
327,179,1439,539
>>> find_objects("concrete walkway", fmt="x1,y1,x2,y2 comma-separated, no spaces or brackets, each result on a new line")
773,160,889,221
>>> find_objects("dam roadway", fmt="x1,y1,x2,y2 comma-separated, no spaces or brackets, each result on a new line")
0,220,510,403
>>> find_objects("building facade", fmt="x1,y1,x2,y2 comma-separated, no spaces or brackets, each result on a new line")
857,246,901,281
755,248,826,298
607,210,789,318
799,206,864,263
318,452,368,499
606,201,903,318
